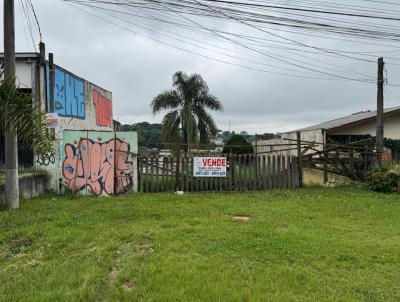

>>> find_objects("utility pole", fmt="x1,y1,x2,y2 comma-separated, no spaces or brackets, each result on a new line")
376,57,385,166
4,0,19,209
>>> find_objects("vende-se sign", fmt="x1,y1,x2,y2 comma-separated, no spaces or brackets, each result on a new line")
193,157,227,177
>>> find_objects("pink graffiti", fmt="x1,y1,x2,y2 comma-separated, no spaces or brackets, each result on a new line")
62,138,133,195
93,90,113,128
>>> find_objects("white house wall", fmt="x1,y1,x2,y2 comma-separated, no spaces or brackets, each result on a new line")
282,129,325,155
14,59,34,89
329,113,400,139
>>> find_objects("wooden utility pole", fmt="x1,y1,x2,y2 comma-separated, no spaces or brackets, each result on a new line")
4,0,19,209
49,53,55,112
296,131,303,188
376,57,385,166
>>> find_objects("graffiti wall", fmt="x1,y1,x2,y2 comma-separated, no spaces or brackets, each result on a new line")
93,90,113,128
46,64,113,132
39,62,130,195
61,131,138,196
47,65,85,118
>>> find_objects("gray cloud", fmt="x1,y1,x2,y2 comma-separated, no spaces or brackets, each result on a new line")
2,0,400,133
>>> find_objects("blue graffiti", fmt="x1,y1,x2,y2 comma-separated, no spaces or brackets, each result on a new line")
65,164,74,175
47,64,85,118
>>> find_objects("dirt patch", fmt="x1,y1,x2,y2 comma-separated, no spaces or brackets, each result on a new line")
122,280,135,290
137,243,154,255
232,215,251,222
107,270,118,282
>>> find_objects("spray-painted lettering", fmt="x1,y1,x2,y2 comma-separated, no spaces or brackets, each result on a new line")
93,90,113,128
62,138,132,195
47,65,85,118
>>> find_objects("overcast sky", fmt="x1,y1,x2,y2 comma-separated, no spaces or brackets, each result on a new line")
2,0,400,134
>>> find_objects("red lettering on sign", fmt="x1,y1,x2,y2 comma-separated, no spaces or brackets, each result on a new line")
199,158,227,167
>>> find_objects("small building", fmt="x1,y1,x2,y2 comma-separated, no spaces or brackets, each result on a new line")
0,52,138,195
256,106,400,157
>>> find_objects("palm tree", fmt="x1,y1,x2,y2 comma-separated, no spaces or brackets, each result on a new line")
151,71,223,154
0,77,53,209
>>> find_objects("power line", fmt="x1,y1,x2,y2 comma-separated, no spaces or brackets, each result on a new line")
26,0,42,42
62,0,400,85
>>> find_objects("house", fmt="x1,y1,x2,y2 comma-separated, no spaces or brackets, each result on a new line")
0,51,138,195
256,106,400,157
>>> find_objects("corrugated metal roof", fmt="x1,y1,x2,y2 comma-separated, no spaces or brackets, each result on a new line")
293,106,400,132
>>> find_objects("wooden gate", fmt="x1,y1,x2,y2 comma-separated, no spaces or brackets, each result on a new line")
138,154,299,193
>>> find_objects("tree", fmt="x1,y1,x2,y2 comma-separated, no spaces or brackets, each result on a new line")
0,77,53,208
151,71,223,153
120,122,164,150
260,133,278,140
223,134,253,154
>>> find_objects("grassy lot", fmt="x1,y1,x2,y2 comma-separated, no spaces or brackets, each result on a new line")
1,188,400,302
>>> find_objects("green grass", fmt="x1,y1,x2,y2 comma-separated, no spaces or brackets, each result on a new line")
1,188,400,301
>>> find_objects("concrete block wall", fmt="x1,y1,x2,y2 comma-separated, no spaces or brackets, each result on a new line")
303,168,356,187
0,174,48,204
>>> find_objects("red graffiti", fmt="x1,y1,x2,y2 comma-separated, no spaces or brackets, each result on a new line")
62,138,133,195
93,90,113,128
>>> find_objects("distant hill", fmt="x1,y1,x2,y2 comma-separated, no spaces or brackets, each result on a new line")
120,122,164,149
120,122,280,150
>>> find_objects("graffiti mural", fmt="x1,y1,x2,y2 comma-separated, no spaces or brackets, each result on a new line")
36,152,56,166
47,65,85,118
62,138,133,195
93,90,113,128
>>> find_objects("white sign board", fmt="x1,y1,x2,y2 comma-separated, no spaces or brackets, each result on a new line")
193,157,227,177
45,113,59,129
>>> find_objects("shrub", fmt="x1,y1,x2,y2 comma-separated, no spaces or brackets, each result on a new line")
365,162,400,193
223,134,253,154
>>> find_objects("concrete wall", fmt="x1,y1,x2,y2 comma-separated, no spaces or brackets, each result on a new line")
46,64,113,132
255,138,294,155
1,174,48,204
10,55,139,197
14,59,35,89
39,130,138,196
303,168,356,187
256,130,324,156
283,129,325,152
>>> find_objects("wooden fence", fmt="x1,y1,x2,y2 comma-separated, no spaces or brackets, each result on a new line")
299,138,376,182
138,154,299,193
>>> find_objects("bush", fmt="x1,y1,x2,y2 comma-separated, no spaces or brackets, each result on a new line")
365,162,400,193
222,134,253,154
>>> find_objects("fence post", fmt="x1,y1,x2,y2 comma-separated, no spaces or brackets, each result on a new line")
297,131,303,188
230,153,235,191
175,150,181,191
323,145,328,186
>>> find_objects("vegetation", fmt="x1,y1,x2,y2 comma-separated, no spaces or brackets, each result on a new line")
2,188,400,301
0,77,53,209
216,131,280,146
385,138,400,154
120,122,164,150
223,134,253,154
365,161,400,192
151,71,223,153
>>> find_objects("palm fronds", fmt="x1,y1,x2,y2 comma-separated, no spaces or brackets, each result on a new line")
0,77,53,155
152,71,223,152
